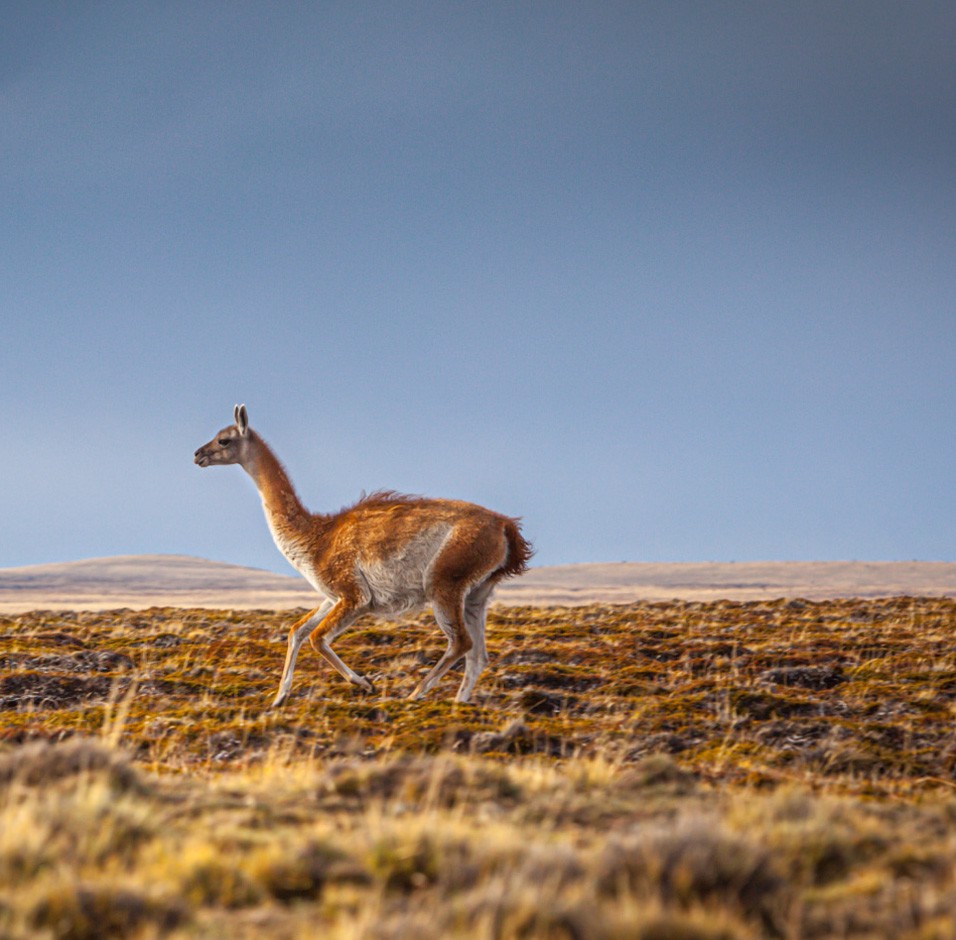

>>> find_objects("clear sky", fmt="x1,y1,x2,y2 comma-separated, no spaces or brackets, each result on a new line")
2,2,954,573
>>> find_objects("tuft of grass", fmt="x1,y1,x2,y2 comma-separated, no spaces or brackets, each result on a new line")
0,737,140,792
596,821,788,936
174,841,262,908
27,881,185,940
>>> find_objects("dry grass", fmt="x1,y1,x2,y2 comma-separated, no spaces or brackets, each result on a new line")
2,597,956,937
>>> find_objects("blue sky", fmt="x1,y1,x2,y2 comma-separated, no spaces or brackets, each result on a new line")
2,2,954,572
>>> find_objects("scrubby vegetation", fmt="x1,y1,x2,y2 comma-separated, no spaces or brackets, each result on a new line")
2,598,956,937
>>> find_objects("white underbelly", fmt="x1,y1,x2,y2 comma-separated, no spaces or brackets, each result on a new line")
267,517,458,613
357,524,453,614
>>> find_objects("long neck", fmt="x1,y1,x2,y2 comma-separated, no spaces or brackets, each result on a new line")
241,432,312,538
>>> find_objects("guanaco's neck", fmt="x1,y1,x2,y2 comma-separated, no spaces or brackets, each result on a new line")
241,432,312,537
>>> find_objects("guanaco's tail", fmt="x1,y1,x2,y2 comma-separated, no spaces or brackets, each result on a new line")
497,518,533,581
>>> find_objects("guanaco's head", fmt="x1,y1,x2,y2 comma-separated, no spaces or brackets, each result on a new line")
194,404,251,468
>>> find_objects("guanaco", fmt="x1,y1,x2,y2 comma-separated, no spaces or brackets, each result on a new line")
194,405,532,705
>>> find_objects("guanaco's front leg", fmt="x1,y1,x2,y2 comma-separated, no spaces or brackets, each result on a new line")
308,598,375,694
272,599,333,707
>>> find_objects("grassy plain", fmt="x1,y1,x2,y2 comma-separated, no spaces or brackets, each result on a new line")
2,597,956,938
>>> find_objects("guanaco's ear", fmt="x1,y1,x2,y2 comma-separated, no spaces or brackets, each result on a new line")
235,404,249,436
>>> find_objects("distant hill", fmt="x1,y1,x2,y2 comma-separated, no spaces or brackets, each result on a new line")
0,555,954,613
497,561,956,605
0,555,317,613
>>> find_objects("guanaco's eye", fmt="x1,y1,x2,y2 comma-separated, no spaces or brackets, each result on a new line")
218,438,230,446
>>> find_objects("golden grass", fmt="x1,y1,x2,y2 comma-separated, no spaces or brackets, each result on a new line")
2,597,956,937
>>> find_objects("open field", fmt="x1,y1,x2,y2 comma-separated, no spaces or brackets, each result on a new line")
3,597,956,937
1,555,955,611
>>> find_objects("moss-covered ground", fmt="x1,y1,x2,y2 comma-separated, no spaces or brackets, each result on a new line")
2,598,956,937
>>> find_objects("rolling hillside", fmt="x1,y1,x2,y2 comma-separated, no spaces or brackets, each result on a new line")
0,555,954,612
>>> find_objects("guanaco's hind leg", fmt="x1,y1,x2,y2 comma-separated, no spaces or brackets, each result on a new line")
456,579,494,702
272,599,333,707
408,595,472,701
410,524,506,701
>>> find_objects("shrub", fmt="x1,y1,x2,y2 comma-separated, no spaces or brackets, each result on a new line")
29,882,185,940
596,821,788,936
0,739,140,793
